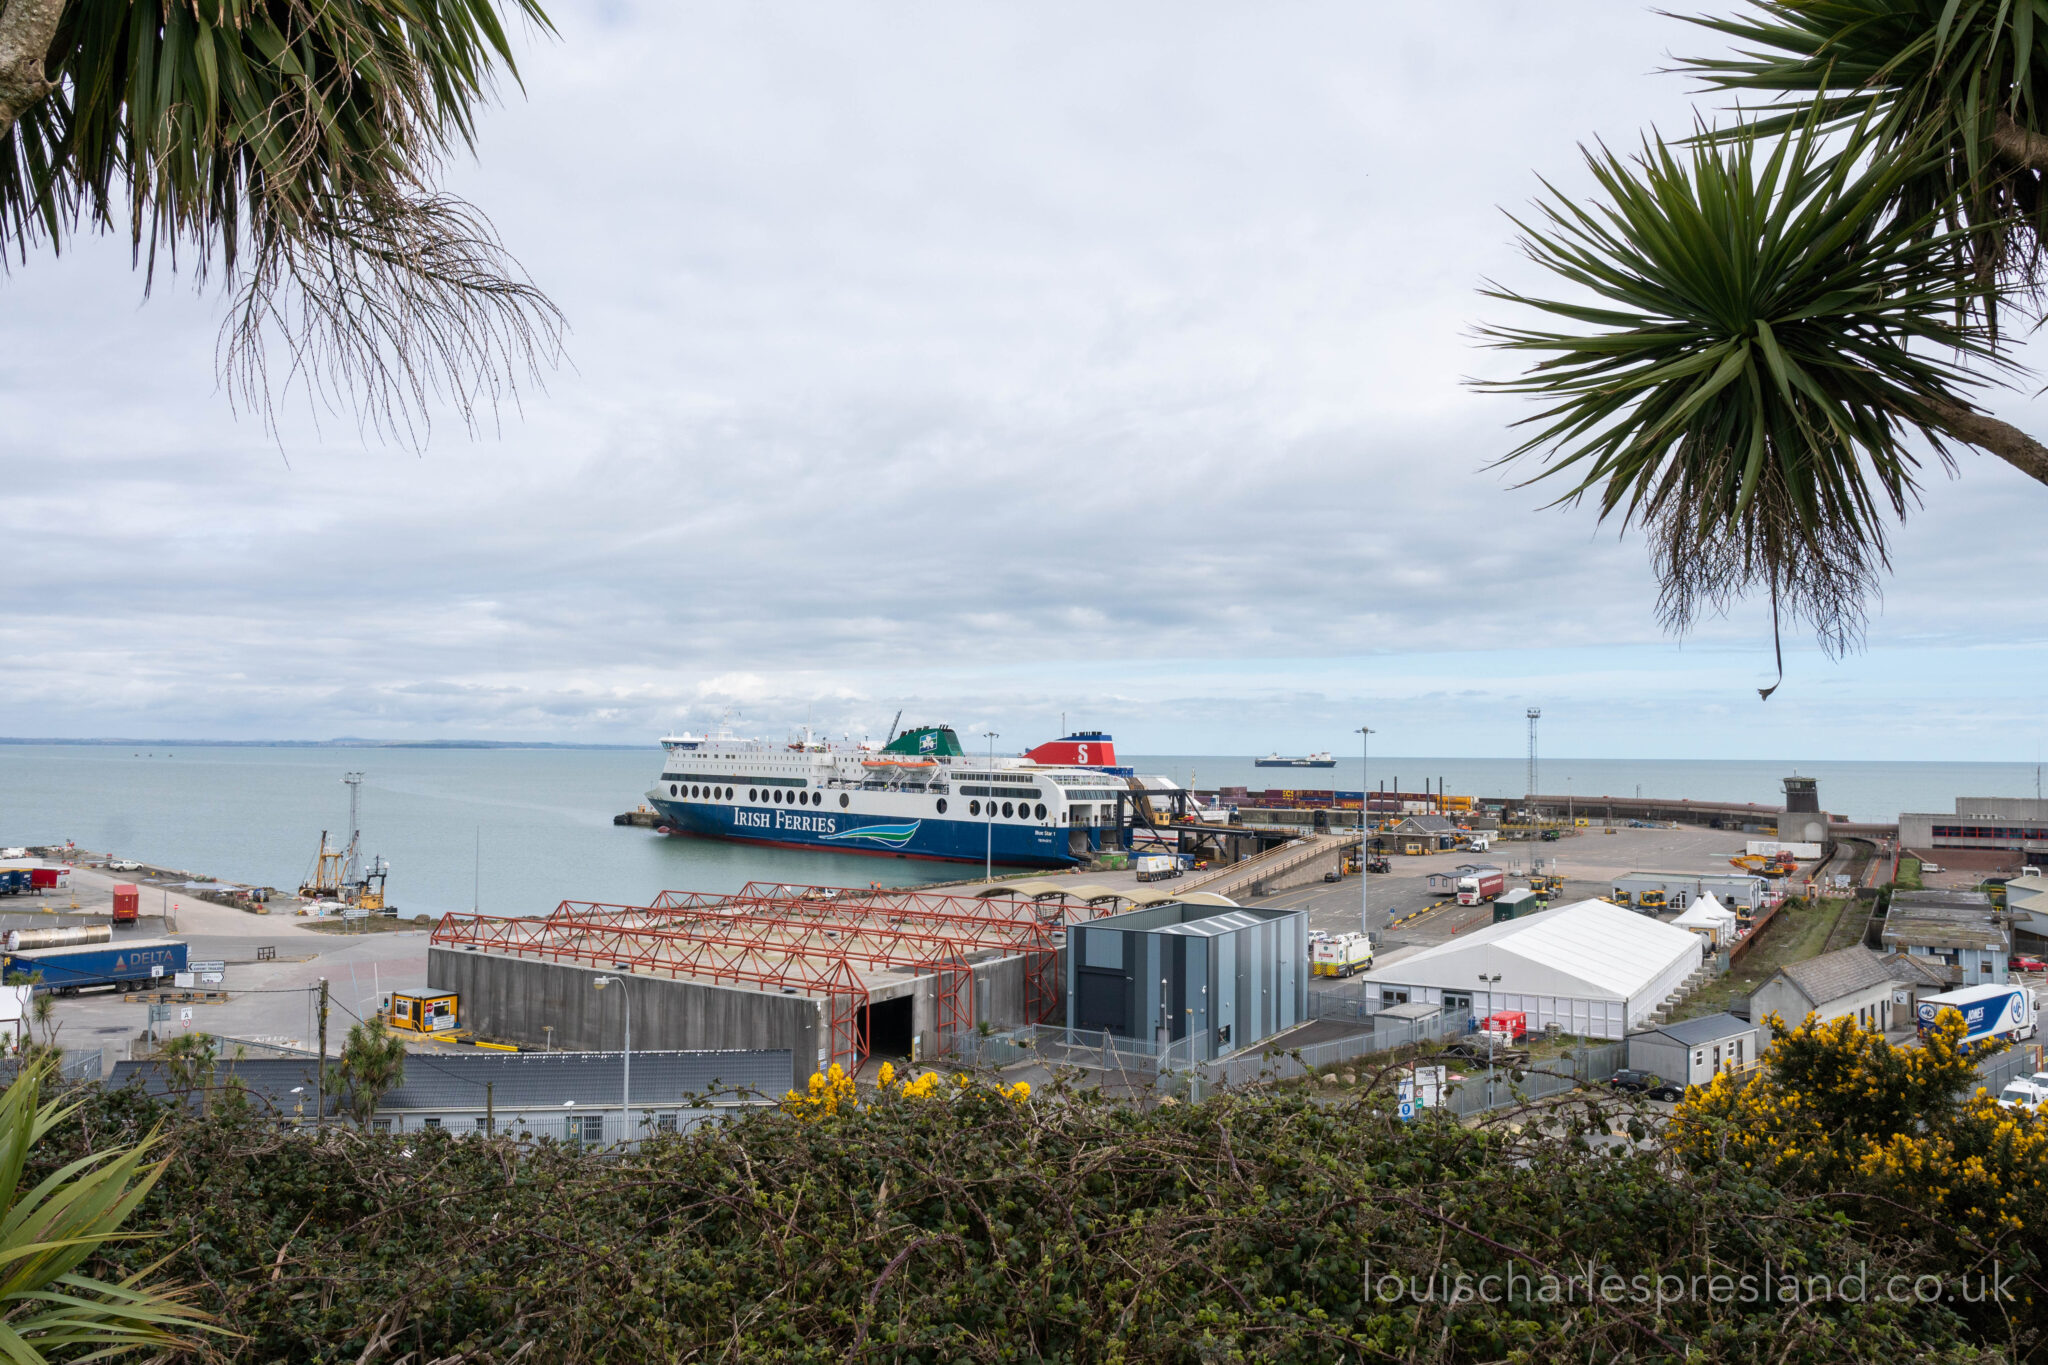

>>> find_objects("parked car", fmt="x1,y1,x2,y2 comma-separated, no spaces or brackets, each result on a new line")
1609,1069,1685,1102
2014,956,2048,974
1921,863,1946,874
1306,930,1331,945
1540,829,1561,842
1998,1078,2048,1111
107,859,141,872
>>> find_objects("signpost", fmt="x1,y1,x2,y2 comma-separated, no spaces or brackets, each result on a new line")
190,960,225,985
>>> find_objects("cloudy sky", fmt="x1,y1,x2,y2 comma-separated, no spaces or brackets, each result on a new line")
2,1,2043,760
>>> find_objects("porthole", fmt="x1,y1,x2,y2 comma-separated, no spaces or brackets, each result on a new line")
802,791,812,805
670,784,678,797
1002,802,1014,818
936,798,948,814
840,793,850,808
726,786,735,799
1035,803,1047,820
773,790,783,803
690,785,699,798
749,789,758,802
970,800,981,816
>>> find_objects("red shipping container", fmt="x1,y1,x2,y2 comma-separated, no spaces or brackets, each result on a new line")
29,868,56,888
112,883,139,924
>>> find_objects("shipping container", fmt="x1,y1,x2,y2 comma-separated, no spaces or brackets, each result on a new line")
2,939,187,993
111,883,139,925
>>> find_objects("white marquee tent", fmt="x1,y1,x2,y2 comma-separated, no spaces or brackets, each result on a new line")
1354,899,1706,1039
1671,893,1741,949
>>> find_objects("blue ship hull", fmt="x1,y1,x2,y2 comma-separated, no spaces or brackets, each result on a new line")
648,797,1082,868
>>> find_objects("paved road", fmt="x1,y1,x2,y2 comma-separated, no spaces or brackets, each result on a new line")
14,861,431,1071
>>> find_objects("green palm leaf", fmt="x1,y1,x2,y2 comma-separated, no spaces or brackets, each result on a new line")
0,1062,213,1361
1476,118,2008,653
1676,0,2048,316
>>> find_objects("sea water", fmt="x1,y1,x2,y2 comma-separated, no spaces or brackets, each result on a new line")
2,744,2038,920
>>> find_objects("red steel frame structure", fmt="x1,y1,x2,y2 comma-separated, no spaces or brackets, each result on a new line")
432,889,1065,1072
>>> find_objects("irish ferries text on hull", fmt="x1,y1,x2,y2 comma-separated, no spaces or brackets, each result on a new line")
646,726,1128,867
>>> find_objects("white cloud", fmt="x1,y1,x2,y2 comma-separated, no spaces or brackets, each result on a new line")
1,1,2044,756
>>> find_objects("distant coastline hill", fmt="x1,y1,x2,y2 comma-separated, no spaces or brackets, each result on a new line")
0,737,653,750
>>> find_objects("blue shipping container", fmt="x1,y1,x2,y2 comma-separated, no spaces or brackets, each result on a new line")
2,939,188,992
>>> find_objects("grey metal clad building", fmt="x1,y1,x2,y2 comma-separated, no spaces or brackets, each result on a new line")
1899,797,2048,864
110,1048,790,1144
1626,1013,1765,1086
1881,889,2010,987
1065,901,1306,1060
1610,869,1770,911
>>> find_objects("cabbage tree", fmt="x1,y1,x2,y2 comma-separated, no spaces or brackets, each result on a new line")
1478,122,2047,680
0,0,561,442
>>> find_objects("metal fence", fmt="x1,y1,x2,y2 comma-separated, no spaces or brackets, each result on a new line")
59,1049,103,1082
1973,1046,2039,1095
943,1024,1211,1076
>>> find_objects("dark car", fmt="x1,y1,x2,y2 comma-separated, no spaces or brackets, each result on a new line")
1609,1069,1685,1102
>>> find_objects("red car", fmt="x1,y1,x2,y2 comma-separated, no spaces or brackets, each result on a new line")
2014,956,2047,974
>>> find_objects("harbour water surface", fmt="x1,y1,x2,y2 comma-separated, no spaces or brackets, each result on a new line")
3,745,2039,920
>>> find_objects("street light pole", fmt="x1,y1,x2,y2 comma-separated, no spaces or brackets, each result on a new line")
592,975,631,1145
1357,726,1374,940
1478,970,1503,1104
985,731,1000,882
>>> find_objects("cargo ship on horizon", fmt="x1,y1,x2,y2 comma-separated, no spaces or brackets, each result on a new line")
1255,752,1336,769
645,726,1140,867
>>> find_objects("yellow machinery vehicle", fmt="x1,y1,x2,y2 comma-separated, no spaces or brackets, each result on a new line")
1611,889,1632,907
1637,890,1668,912
387,991,458,1033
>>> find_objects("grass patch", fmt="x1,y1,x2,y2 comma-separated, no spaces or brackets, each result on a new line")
1672,897,1853,1021
1896,857,1924,891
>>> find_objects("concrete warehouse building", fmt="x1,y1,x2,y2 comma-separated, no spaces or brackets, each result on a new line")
1064,901,1306,1061
1353,899,1706,1040
1881,889,2010,988
1899,797,2048,865
429,883,1075,1089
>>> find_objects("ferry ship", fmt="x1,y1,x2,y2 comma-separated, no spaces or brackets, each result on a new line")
645,727,1134,867
1255,752,1336,769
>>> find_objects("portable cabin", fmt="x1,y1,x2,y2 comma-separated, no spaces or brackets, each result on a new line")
388,991,459,1034
1492,888,1539,923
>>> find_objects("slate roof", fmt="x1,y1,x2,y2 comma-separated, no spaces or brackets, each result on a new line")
1772,946,1906,1008
109,1048,790,1115
1631,1012,1756,1047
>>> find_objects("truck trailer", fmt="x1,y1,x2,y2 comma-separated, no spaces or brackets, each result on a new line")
1918,984,2038,1049
1455,867,1505,906
1,939,188,994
